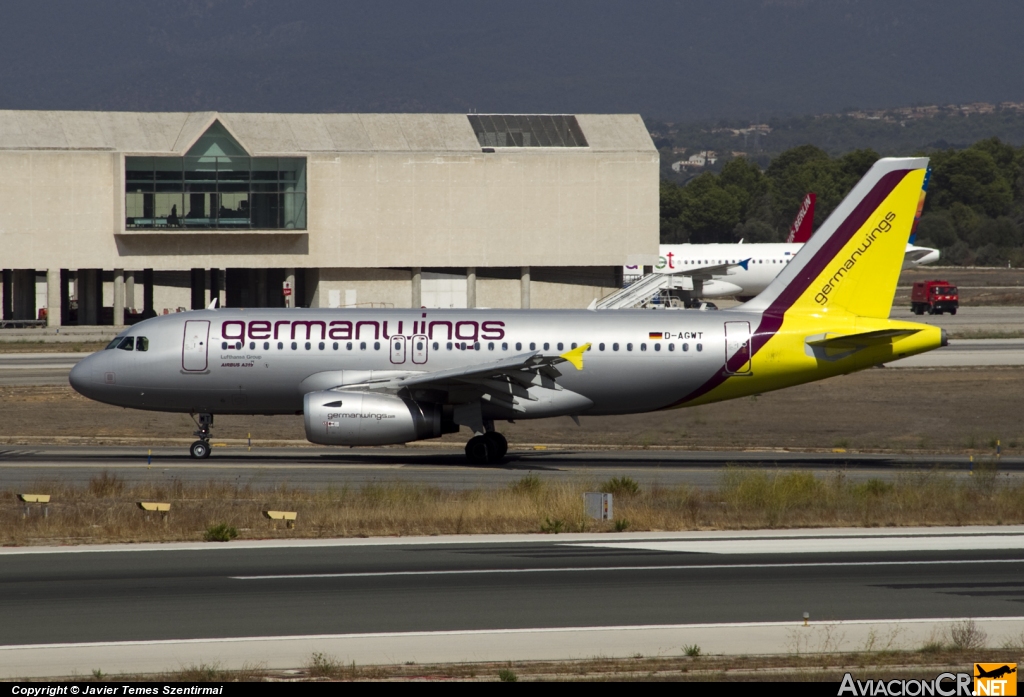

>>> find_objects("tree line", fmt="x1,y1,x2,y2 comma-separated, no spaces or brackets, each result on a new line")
659,138,1024,266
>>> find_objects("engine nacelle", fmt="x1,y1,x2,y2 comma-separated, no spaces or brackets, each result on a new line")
303,390,443,446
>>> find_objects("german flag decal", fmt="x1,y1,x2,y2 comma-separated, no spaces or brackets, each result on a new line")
649,332,663,340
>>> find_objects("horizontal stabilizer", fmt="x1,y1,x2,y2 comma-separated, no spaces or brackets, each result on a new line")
806,328,920,350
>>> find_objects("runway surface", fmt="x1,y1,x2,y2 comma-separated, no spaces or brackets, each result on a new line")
2,528,1024,676
2,444,1020,490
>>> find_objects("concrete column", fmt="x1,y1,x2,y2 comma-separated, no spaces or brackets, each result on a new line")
142,269,155,318
190,268,206,310
411,267,422,308
13,270,35,320
113,269,125,325
125,272,135,312
284,268,295,308
1,270,11,321
466,267,476,309
520,266,531,309
46,269,61,327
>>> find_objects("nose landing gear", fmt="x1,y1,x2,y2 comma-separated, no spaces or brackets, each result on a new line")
189,413,214,459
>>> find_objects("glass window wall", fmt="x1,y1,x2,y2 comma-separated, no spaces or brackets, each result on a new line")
125,123,306,230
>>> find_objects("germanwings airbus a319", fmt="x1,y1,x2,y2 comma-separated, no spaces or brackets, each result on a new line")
70,158,945,463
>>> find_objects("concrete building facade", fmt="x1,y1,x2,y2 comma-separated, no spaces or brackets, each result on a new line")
0,110,658,326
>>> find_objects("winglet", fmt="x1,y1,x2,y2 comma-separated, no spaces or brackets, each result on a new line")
559,343,591,370
738,258,751,271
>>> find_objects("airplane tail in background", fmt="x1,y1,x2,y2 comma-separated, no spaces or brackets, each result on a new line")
786,193,816,243
743,158,929,320
908,167,931,244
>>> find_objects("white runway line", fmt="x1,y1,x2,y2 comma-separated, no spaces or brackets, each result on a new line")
231,557,1024,581
4,617,1024,679
570,534,1024,555
3,525,1024,555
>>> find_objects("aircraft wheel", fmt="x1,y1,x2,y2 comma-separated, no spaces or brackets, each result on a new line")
950,309,957,315
465,436,491,465
484,432,508,461
189,440,211,459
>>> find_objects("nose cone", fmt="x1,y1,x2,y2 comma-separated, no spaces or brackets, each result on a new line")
68,355,94,396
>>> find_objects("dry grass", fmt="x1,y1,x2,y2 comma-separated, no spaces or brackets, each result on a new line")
57,645,1024,682
0,341,107,353
4,467,1024,545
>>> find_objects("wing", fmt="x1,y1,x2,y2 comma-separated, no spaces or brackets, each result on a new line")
329,344,592,413
674,259,751,281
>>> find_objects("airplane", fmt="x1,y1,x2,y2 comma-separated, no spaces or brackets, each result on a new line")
70,157,945,464
975,665,1016,680
625,179,939,303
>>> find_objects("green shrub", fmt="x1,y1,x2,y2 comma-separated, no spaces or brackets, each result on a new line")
498,668,518,682
510,473,543,495
601,476,640,497
614,518,630,532
540,517,565,534
203,523,238,542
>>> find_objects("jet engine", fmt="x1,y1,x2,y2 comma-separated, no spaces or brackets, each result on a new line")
303,390,446,446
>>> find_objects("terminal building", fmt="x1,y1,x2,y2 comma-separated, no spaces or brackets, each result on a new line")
0,110,658,326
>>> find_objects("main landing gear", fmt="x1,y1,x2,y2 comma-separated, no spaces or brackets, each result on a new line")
189,413,213,459
465,431,508,465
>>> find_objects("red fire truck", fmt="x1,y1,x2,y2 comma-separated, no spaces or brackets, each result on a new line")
911,280,959,315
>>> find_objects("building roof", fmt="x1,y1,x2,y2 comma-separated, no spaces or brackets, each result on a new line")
0,111,653,154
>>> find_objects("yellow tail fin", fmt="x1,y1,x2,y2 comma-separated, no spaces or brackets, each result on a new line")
744,158,928,319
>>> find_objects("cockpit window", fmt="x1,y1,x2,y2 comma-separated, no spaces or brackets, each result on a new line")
117,337,134,351
105,338,121,350
136,337,149,352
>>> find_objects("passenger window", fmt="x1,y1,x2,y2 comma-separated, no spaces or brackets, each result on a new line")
318,342,325,350
136,337,148,352
640,343,647,351
557,342,563,351
304,342,311,350
543,342,550,350
502,342,508,351
278,342,284,350
474,342,480,350
516,342,522,351
529,342,536,351
488,342,494,350
683,343,689,352
697,343,703,352
433,342,439,350
613,343,619,351
374,341,380,350
627,343,633,351
360,342,366,350
333,342,338,350
668,343,675,352
599,343,605,351
264,342,270,350
291,342,297,350
446,342,452,350
346,342,353,350
571,343,578,349
117,337,134,351
249,342,255,350
221,342,228,350
654,343,661,351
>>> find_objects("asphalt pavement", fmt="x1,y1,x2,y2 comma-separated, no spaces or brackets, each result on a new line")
1,528,1023,676
1,444,1019,490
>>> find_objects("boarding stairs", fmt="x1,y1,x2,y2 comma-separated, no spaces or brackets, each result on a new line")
596,273,681,309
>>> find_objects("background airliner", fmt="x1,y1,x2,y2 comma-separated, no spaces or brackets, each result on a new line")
70,158,943,464
623,181,939,303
